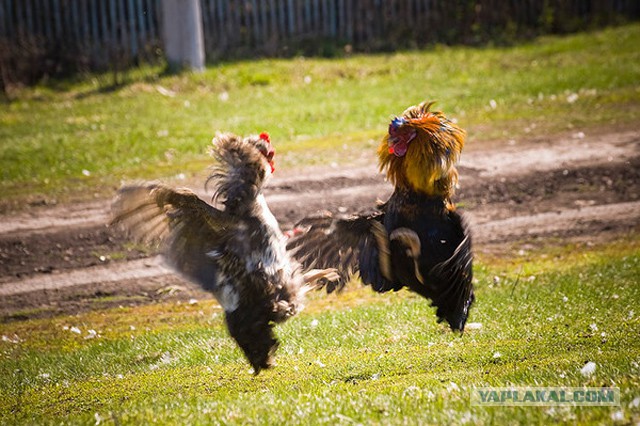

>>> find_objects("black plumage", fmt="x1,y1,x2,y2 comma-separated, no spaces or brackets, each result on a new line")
288,101,474,331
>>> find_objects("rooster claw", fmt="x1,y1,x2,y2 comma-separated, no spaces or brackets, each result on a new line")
302,268,340,285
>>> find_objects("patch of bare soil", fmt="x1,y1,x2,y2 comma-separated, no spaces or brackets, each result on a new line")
0,225,149,279
0,129,638,320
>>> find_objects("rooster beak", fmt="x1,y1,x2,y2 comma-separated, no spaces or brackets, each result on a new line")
387,129,416,157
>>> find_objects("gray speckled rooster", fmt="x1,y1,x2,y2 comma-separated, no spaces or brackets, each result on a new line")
111,132,335,373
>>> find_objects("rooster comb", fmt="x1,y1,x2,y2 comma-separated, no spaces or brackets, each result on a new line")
259,132,271,143
389,117,407,132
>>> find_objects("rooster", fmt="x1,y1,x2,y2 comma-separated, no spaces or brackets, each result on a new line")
288,101,474,331
111,132,336,373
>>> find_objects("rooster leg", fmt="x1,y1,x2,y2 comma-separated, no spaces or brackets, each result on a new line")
302,268,340,285
390,228,424,284
371,221,393,282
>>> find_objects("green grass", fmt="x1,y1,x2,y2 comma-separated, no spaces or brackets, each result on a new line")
2,24,640,207
1,239,639,424
1,23,640,424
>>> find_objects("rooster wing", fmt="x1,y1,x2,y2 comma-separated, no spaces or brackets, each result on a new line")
288,206,474,331
287,211,397,293
425,232,474,331
111,182,235,292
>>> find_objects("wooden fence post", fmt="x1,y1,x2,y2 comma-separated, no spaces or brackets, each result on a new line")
160,0,205,71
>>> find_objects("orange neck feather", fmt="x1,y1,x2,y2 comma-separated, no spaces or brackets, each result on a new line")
378,102,465,200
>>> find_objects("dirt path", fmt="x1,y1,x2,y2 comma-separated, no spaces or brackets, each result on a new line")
1,129,638,319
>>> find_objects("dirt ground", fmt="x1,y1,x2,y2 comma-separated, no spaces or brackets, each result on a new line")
1,128,638,321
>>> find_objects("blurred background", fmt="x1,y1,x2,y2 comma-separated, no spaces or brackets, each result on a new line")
2,0,639,93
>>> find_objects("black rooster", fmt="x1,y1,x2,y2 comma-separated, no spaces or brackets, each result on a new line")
288,101,474,331
111,132,336,373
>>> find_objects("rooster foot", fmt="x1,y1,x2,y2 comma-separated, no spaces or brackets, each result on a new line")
302,268,340,285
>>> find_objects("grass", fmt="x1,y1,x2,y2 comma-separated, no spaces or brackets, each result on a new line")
0,239,639,424
1,24,639,424
1,24,640,208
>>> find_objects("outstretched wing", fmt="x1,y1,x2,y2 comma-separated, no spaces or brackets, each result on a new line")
111,183,232,291
287,211,393,292
427,232,474,332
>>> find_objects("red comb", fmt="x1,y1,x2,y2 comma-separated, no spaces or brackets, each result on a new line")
259,132,271,143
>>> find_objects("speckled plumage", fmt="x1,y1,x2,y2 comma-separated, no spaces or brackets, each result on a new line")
111,133,333,373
